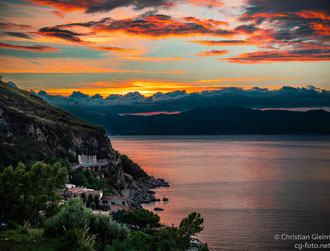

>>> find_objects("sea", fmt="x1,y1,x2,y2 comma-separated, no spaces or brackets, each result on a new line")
111,135,330,250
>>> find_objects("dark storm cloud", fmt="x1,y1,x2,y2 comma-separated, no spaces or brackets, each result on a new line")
244,0,330,15
236,0,330,61
25,0,176,13
37,86,330,114
1,31,32,39
49,15,234,38
0,42,60,52
85,0,175,13
37,27,85,43
234,24,259,34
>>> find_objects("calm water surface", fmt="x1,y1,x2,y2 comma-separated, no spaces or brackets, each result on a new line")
111,135,330,250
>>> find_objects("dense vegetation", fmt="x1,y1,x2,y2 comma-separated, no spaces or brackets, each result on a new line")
45,198,129,250
120,155,149,180
71,168,106,191
0,162,209,250
0,162,67,225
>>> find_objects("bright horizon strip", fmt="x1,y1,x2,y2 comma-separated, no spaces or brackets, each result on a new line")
34,84,287,97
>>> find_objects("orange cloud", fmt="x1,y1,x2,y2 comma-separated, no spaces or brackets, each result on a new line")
50,10,65,18
295,11,330,21
188,40,254,46
181,17,228,28
248,13,288,19
93,46,137,52
310,22,330,36
53,15,234,39
197,50,229,56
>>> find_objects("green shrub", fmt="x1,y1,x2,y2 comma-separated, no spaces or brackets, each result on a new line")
7,220,20,229
87,194,94,208
198,243,210,251
45,198,129,249
19,227,29,235
90,202,96,210
89,214,129,248
58,227,96,251
44,198,92,236
94,195,100,209
111,209,126,224
102,205,110,211
71,169,105,191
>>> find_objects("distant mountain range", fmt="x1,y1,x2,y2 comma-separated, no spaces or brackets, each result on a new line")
98,107,330,135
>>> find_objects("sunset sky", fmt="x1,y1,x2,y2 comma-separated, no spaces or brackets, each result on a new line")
0,0,329,97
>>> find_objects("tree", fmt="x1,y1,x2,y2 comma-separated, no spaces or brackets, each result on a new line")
154,212,205,251
123,209,160,230
0,161,67,225
108,230,153,251
81,193,86,203
179,212,204,238
198,243,209,251
89,213,129,249
90,202,96,210
154,226,189,251
93,195,100,209
86,194,94,208
120,155,148,180
71,169,105,191
111,209,126,224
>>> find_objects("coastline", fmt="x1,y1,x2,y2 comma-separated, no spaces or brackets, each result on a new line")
128,176,169,208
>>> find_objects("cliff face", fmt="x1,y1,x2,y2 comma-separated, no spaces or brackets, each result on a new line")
0,80,116,167
0,80,168,208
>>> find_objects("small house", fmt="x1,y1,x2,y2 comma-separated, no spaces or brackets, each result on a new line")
101,196,127,206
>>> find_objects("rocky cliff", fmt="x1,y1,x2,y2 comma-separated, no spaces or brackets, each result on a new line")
0,80,168,208
0,80,116,167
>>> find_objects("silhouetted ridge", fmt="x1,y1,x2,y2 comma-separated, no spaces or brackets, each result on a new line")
103,106,330,135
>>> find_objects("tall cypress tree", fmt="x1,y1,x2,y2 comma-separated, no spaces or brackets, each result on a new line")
86,194,93,208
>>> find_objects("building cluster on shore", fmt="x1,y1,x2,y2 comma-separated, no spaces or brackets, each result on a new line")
58,184,130,212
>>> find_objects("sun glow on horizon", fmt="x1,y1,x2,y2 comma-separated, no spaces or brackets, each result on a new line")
34,83,286,97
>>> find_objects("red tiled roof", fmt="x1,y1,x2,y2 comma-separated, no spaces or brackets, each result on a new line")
67,187,82,192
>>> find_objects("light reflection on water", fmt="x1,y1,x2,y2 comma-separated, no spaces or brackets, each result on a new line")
111,135,330,250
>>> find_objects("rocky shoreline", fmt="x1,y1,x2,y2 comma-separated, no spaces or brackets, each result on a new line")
128,176,169,209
